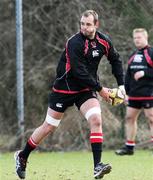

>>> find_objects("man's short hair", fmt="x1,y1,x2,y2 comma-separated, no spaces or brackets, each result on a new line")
133,28,148,38
82,10,98,24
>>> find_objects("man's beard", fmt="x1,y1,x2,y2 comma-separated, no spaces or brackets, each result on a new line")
82,30,95,39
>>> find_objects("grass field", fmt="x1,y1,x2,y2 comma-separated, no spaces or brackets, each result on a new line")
0,150,153,180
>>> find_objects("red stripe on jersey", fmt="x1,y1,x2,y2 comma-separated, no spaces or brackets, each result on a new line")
84,39,89,55
28,137,37,148
144,49,153,67
65,42,71,72
90,133,103,143
151,136,153,142
52,87,90,94
128,96,153,100
96,35,110,57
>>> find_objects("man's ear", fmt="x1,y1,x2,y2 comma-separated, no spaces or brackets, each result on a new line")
95,21,99,28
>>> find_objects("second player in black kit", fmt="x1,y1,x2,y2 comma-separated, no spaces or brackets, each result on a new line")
115,28,153,156
125,45,153,103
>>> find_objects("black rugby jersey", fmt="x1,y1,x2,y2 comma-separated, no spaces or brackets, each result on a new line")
53,31,124,94
125,45,153,100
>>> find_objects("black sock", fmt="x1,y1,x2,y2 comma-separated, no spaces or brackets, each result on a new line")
125,140,135,151
91,143,102,167
126,145,134,151
19,138,37,160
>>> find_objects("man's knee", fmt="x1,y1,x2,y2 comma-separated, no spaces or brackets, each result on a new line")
84,106,102,128
41,122,54,135
85,107,101,120
125,115,137,124
89,115,102,127
41,114,61,134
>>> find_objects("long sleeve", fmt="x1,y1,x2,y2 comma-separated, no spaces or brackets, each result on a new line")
125,67,131,95
107,41,124,86
144,47,153,78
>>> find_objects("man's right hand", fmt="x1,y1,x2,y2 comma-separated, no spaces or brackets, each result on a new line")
98,87,111,103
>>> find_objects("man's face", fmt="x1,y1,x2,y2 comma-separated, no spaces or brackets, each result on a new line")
133,32,148,49
80,15,98,39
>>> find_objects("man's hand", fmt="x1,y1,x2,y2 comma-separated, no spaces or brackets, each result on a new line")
98,87,111,103
134,71,144,81
118,85,126,98
118,85,127,105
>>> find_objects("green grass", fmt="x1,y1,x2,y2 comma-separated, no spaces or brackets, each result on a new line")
0,150,153,180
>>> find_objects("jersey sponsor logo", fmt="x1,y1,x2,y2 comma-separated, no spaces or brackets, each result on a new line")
130,65,147,69
133,54,143,63
56,103,63,108
92,50,99,57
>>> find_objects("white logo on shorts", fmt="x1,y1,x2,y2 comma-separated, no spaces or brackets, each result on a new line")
56,103,63,108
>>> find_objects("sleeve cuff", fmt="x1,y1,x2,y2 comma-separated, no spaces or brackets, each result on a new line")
95,85,102,92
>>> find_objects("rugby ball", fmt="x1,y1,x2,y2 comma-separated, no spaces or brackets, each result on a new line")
108,88,124,106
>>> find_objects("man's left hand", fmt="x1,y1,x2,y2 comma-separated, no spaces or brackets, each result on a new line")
134,71,144,81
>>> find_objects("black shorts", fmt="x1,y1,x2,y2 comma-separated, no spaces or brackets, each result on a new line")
48,91,97,112
128,100,153,109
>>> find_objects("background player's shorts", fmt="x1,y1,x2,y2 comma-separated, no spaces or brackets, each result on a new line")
128,100,153,109
48,91,97,112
